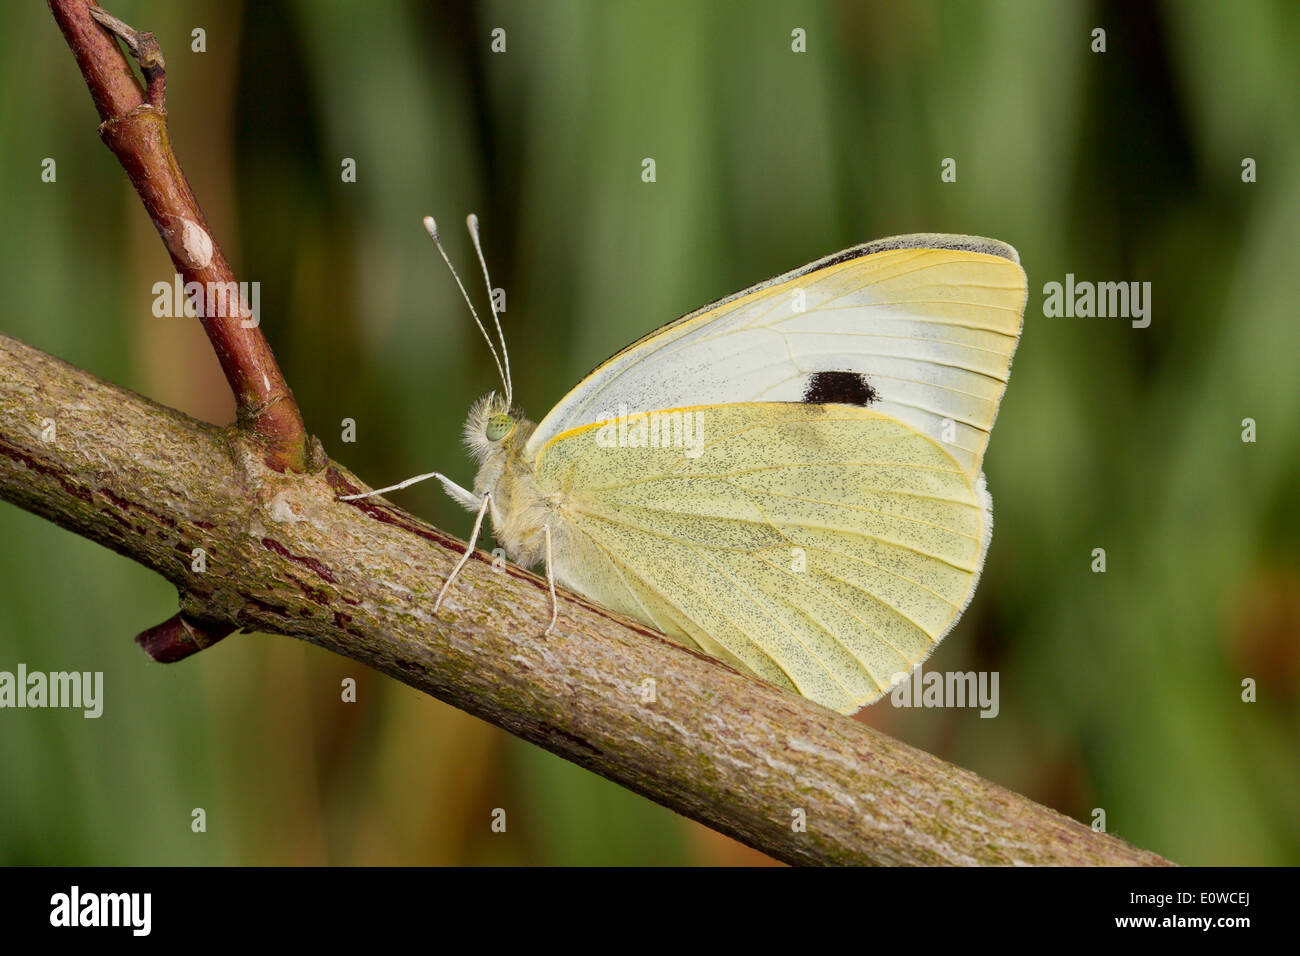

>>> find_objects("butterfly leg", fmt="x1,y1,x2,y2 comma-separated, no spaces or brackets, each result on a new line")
542,522,558,637
339,471,480,511
434,492,492,613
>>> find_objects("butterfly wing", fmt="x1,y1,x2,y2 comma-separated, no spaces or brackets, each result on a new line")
526,235,1027,477
535,403,989,715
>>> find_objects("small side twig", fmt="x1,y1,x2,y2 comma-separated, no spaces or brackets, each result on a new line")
48,0,312,474
88,6,165,107
136,613,234,663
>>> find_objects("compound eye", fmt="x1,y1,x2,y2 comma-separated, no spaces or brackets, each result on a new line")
485,413,516,442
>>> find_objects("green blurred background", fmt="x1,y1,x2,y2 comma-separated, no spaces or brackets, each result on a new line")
1,0,1297,865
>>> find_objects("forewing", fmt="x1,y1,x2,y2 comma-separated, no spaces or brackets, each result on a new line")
527,235,1027,476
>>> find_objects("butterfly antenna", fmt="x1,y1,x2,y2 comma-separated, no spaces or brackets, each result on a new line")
423,216,509,399
466,214,512,408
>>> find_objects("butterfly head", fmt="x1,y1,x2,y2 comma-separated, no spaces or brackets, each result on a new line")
463,391,532,463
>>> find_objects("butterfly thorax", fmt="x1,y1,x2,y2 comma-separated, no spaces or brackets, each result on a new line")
463,393,561,568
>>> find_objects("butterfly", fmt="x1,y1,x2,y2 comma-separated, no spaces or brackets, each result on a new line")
344,217,1027,715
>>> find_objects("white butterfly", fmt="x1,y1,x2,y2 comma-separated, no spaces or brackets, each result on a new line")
345,217,1027,714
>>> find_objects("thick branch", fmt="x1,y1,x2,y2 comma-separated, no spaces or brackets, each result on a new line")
47,0,311,472
0,331,1173,866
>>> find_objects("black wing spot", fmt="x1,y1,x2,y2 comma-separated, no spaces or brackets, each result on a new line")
801,371,878,407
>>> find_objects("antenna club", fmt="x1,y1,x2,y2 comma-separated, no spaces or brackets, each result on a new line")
466,213,480,237
421,212,510,397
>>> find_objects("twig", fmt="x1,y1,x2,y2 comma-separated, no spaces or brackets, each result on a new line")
0,331,1174,866
47,0,312,474
136,613,233,662
87,6,165,107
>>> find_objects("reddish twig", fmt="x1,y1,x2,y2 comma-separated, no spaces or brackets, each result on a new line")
48,0,313,473
48,0,319,657
136,613,234,663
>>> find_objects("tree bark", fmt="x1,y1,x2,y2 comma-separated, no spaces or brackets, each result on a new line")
0,331,1172,866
